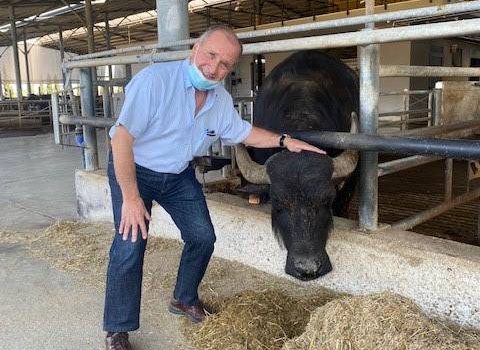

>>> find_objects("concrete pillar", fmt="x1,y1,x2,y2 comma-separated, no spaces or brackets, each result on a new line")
9,5,22,100
358,0,380,231
156,0,189,47
23,29,31,96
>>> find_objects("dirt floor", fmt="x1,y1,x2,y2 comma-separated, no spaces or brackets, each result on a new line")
0,221,338,350
2,221,479,350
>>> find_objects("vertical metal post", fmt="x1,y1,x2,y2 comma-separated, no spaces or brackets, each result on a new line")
58,27,66,100
104,12,113,82
51,93,61,145
401,89,408,131
444,158,453,200
358,0,380,231
23,29,31,96
9,5,22,101
427,89,433,127
0,68,3,101
476,212,480,243
85,0,97,95
433,88,442,126
156,0,189,49
103,11,113,156
80,68,99,170
125,64,132,83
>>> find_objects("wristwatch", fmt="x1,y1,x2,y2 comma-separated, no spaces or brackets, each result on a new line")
279,133,290,148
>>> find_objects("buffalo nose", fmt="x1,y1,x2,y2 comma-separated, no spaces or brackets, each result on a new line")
294,257,321,275
285,254,333,281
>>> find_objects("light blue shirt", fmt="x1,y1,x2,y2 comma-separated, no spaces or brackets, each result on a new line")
109,59,252,174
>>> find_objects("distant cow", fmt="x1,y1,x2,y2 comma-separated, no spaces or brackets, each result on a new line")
236,51,359,280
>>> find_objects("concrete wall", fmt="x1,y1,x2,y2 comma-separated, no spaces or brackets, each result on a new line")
379,41,412,114
410,39,480,91
76,169,480,329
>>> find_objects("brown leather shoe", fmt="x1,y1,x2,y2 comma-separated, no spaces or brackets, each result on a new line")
105,332,132,350
168,298,207,323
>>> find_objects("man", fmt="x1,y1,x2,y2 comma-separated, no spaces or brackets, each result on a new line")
104,25,324,350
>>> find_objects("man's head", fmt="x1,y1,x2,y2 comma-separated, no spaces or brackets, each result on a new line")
190,25,242,82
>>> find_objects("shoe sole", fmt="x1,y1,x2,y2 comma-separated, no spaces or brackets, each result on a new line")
168,304,203,323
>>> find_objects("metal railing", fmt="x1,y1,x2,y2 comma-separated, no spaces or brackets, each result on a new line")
56,0,480,233
379,89,434,131
0,99,52,127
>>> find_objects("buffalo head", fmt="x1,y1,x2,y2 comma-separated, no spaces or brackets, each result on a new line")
235,116,358,280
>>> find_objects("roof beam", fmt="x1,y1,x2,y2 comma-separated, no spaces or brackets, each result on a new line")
263,0,302,19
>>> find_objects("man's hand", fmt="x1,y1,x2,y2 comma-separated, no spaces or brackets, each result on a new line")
119,196,151,242
284,137,326,154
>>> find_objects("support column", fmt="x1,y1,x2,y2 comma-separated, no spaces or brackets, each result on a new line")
9,5,22,100
80,68,99,170
23,29,31,96
358,0,380,231
125,64,132,83
0,69,3,101
59,26,66,92
156,0,189,48
104,12,113,82
84,0,97,94
83,0,98,169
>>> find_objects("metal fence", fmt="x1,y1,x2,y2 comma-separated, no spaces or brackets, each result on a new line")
56,0,480,233
0,99,52,127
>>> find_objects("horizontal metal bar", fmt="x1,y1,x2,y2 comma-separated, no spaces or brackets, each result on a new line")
289,131,480,160
379,109,431,118
59,114,115,128
94,79,128,87
379,118,432,127
67,1,480,63
390,186,480,231
64,18,480,69
380,65,480,77
378,155,440,177
384,120,480,137
380,90,430,96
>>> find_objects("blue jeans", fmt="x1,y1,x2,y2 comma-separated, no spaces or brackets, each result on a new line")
103,159,216,332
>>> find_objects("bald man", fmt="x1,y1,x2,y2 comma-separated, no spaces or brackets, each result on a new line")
104,25,323,350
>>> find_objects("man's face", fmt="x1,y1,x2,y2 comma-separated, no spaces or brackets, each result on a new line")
191,31,240,82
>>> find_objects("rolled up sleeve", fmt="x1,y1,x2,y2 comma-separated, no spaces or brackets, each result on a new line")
109,72,160,139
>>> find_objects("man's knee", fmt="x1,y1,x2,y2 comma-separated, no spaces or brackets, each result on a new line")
109,237,146,269
189,225,216,247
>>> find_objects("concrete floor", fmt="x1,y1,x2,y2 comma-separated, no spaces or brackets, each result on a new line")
0,131,182,349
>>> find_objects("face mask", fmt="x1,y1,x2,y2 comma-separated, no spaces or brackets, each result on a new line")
187,57,221,91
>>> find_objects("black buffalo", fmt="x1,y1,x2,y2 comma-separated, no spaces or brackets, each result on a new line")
236,51,359,281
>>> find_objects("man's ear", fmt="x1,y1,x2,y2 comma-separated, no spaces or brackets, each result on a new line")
190,43,198,60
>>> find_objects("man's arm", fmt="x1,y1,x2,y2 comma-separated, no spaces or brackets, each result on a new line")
110,125,151,242
242,126,326,154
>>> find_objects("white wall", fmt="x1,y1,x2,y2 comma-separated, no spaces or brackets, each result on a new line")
0,44,77,83
379,41,412,114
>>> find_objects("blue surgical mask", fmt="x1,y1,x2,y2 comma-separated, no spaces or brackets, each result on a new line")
187,60,221,91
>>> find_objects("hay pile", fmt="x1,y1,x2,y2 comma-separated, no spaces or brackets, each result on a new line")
28,221,109,274
283,292,480,350
190,289,336,350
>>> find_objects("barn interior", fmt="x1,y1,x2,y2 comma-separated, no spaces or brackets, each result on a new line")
1,0,480,348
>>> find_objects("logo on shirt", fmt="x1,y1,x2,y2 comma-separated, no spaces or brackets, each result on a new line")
206,129,216,137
